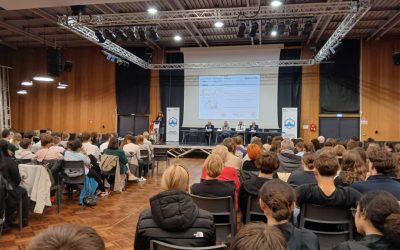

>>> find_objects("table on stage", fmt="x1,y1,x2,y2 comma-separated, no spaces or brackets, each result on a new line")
181,129,212,145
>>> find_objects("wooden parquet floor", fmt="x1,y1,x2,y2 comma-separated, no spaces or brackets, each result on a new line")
0,158,207,250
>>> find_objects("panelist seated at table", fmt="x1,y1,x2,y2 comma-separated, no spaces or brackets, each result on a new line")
221,121,230,131
249,121,259,132
205,121,214,131
236,121,245,132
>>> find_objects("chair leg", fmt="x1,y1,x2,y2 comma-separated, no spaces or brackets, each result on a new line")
19,199,23,230
57,186,61,214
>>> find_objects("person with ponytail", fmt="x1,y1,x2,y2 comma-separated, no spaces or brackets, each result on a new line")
259,179,320,250
333,191,400,250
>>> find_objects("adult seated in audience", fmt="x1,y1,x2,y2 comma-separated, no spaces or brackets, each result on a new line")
59,132,70,148
296,155,361,209
334,150,367,187
120,135,140,181
135,165,216,250
142,131,154,158
191,154,235,203
23,130,35,140
80,132,101,161
352,146,400,199
231,223,287,250
384,141,395,153
295,141,305,157
0,140,29,229
304,142,316,153
346,140,359,151
241,144,262,182
11,132,22,149
35,134,64,162
137,135,152,177
259,179,320,250
64,139,108,196
31,133,44,153
317,136,325,146
223,138,242,171
287,152,317,187
333,144,346,164
27,224,105,250
233,135,246,159
311,138,321,151
324,138,337,147
90,132,100,147
270,138,282,153
239,151,279,222
51,135,65,153
99,133,112,153
15,138,35,160
1,129,18,155
277,138,302,182
103,137,132,180
333,191,400,250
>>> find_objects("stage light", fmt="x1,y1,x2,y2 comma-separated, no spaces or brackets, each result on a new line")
104,28,117,42
147,7,157,14
21,81,32,86
33,76,54,82
303,20,312,35
270,1,283,7
67,16,77,25
147,27,160,42
138,27,146,41
271,30,277,37
237,22,246,38
174,35,182,41
214,21,224,28
94,29,106,43
265,21,273,36
57,82,68,89
289,21,299,36
278,21,285,35
17,90,28,95
249,22,259,38
115,28,128,41
125,27,137,41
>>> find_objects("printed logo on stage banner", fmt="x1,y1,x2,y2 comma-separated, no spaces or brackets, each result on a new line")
284,118,295,129
168,117,178,127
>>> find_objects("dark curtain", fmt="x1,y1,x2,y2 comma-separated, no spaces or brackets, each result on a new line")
320,39,360,113
277,49,302,128
116,48,151,115
159,53,184,126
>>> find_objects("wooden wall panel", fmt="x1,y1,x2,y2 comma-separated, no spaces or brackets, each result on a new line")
149,48,163,123
361,38,400,141
9,47,116,133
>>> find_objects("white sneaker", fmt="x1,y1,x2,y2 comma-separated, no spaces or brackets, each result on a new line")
104,179,111,188
128,175,139,181
139,177,147,182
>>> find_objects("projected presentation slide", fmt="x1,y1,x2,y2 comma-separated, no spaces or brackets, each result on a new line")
199,75,260,119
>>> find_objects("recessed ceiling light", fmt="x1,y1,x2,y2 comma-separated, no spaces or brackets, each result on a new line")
57,85,67,89
17,90,28,95
21,81,33,86
271,30,278,37
174,35,182,41
33,76,54,82
147,7,158,14
214,21,224,28
271,0,283,7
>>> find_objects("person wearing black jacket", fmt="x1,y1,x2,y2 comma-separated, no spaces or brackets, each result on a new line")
259,179,320,250
134,165,215,250
0,140,29,228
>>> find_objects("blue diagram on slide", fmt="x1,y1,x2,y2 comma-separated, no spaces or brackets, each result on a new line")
284,118,295,129
198,75,260,119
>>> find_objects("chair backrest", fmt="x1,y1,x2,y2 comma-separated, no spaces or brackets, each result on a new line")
140,149,149,158
15,159,34,164
150,240,227,250
154,147,168,156
245,196,265,224
62,161,85,184
100,155,118,172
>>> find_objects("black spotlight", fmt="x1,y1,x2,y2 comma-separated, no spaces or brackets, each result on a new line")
278,21,285,36
303,20,312,35
70,5,86,16
138,27,146,41
94,29,106,43
237,22,246,38
148,27,160,42
104,28,117,42
265,21,274,36
125,27,137,41
249,22,259,38
115,28,128,41
289,21,299,36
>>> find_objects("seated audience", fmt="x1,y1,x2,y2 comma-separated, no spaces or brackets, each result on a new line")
317,136,325,145
304,142,315,153
296,155,361,209
223,138,242,170
324,138,337,147
15,138,35,160
0,140,29,228
233,135,246,159
277,138,302,181
334,150,367,187
352,146,400,199
346,140,359,150
90,132,100,147
27,224,105,250
120,135,140,181
333,144,346,163
239,151,279,222
80,132,101,161
259,179,320,250
287,152,317,186
270,139,282,153
99,133,112,153
59,132,70,148
135,165,215,249
142,131,154,158
241,144,262,182
231,223,287,250
384,142,395,152
333,191,400,250
103,137,131,178
51,135,65,154
1,129,18,155
11,132,22,149
311,138,321,151
31,133,44,153
137,135,152,177
35,134,64,161
295,141,305,157
191,154,235,203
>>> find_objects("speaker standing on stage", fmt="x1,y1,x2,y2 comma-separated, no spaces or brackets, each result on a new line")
155,111,165,143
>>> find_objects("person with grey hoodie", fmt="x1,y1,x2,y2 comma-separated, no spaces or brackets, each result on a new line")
276,138,302,181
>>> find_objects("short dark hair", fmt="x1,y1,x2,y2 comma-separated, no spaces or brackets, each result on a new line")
255,151,279,174
108,137,119,149
222,137,236,153
313,155,339,176
19,138,32,149
302,152,316,170
23,131,35,139
1,129,11,139
80,132,91,142
40,134,53,147
67,139,82,152
0,140,10,157
367,147,396,175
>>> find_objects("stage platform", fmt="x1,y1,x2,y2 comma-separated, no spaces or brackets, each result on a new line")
153,142,214,158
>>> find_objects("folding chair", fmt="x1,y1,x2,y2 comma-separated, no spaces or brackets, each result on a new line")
245,196,266,224
299,203,354,249
140,149,151,176
61,161,85,200
190,194,236,243
153,147,169,175
150,240,227,250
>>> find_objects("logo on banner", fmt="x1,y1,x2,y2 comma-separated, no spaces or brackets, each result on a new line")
168,117,178,127
284,118,295,129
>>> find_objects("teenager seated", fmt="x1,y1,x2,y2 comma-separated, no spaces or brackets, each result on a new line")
239,151,279,223
102,137,135,181
259,179,320,250
223,138,242,170
287,152,317,186
277,138,302,182
240,144,262,182
352,146,400,199
135,165,215,250
15,138,35,160
191,154,235,203
333,191,400,250
334,150,367,187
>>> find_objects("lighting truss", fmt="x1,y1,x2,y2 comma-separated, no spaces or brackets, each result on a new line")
59,2,355,27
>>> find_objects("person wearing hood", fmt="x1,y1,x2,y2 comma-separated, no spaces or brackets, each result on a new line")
276,138,302,182
134,165,216,250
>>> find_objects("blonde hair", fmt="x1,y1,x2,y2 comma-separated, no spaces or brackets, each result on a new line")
161,165,189,192
204,154,224,178
211,145,229,162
